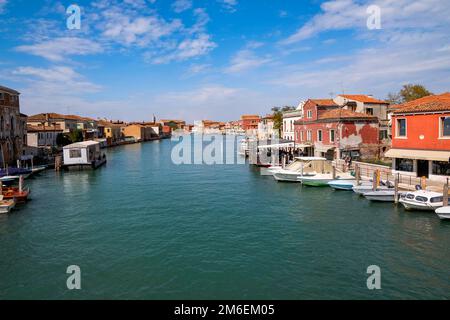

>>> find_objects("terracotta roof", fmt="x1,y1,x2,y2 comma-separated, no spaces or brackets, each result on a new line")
28,113,96,122
339,94,387,104
392,93,450,114
27,124,63,132
310,99,339,106
241,115,260,119
319,108,377,121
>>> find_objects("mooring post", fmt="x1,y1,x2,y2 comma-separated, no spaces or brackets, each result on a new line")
444,178,449,207
395,173,399,204
372,170,377,191
355,165,360,185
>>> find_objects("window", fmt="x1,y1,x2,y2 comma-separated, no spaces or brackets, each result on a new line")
432,161,450,176
330,130,335,142
380,130,388,140
307,130,312,141
440,117,450,137
366,108,374,115
317,130,322,142
395,158,413,172
0,93,3,100
307,110,313,119
69,149,82,158
397,118,407,137
300,131,304,142
430,196,444,203
415,196,428,202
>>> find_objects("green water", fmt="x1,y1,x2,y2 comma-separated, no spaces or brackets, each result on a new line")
0,138,449,299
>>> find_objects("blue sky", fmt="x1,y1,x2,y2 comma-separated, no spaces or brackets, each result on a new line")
1,0,449,123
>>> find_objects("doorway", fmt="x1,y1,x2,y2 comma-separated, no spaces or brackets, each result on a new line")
417,160,429,178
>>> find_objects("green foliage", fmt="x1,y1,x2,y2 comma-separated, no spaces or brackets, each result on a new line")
68,129,84,143
399,84,432,102
56,133,71,147
56,129,84,146
387,84,433,105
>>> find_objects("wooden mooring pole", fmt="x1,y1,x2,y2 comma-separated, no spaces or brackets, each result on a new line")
444,178,449,207
394,173,399,204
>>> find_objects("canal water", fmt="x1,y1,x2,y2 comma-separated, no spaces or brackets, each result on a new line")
0,138,449,299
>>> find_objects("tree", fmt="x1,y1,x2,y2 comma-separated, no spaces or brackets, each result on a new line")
68,129,84,143
271,107,283,136
56,133,72,147
399,84,433,103
385,92,402,105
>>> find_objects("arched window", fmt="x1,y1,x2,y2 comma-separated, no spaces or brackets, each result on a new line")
10,116,14,133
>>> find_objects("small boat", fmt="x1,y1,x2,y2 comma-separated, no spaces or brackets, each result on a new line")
2,187,30,203
0,175,20,186
273,157,326,182
399,190,446,211
31,165,47,175
352,184,390,195
435,207,450,220
0,195,15,214
363,190,404,202
300,173,354,187
0,168,32,179
328,180,366,191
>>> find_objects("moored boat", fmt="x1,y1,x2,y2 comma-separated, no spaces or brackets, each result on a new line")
2,187,30,203
435,207,450,220
0,195,15,214
352,184,390,195
363,190,404,202
399,190,446,211
31,165,47,175
300,173,354,187
328,180,365,191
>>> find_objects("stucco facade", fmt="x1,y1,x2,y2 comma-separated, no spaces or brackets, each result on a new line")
0,85,27,165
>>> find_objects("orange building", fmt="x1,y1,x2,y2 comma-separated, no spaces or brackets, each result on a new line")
385,93,450,181
240,115,260,131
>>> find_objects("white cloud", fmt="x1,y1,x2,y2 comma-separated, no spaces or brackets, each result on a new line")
282,0,450,44
172,0,193,13
0,0,7,14
218,0,238,12
153,85,266,121
148,33,217,64
225,49,271,74
12,66,101,94
15,37,104,62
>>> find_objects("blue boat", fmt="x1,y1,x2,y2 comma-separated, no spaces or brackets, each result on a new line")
327,180,357,191
0,168,32,178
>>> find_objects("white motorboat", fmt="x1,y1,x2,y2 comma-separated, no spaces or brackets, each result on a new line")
399,190,446,211
363,190,405,202
300,173,354,187
31,165,47,175
352,184,391,195
435,206,450,220
0,195,15,214
273,157,326,182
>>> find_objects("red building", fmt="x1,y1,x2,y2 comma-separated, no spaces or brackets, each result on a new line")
294,99,380,160
240,115,260,131
385,93,450,181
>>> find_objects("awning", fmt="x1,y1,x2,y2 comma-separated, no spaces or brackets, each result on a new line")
258,143,295,149
385,149,450,162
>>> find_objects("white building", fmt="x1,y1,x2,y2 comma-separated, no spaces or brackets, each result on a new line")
282,101,305,141
27,125,63,148
63,141,106,169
